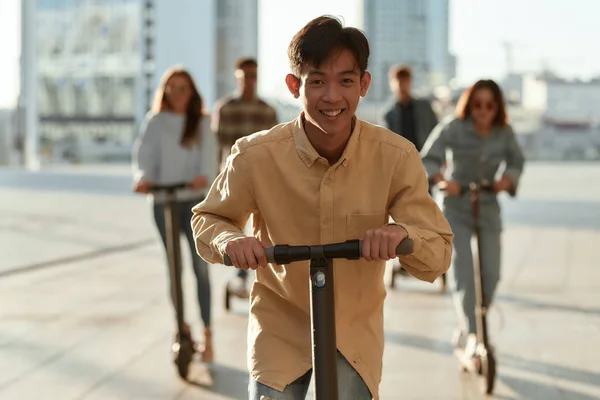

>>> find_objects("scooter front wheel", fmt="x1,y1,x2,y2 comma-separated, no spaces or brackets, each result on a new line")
480,349,497,394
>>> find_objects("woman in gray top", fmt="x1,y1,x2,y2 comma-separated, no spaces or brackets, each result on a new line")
421,80,525,360
132,66,218,362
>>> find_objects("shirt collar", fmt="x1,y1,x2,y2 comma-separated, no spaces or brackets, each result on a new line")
232,91,260,103
396,98,414,107
291,112,362,168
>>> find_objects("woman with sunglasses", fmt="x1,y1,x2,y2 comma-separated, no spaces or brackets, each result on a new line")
420,79,525,361
132,66,218,362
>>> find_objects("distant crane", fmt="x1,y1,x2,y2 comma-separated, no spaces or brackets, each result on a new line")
502,41,514,76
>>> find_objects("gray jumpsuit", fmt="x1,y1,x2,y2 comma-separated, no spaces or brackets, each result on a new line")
421,117,525,334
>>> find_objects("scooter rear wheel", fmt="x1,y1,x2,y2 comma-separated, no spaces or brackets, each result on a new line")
480,349,497,394
173,336,195,380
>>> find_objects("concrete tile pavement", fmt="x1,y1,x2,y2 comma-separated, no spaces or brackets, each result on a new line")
1,162,600,399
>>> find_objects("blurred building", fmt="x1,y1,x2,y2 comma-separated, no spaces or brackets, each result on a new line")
361,0,455,102
28,0,143,162
503,72,600,161
216,0,259,99
521,76,600,124
0,109,16,165
20,0,258,164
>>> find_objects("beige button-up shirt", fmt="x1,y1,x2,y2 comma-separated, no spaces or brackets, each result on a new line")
191,114,453,399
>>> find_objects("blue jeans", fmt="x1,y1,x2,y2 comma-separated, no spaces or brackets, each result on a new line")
248,351,372,400
445,205,501,334
153,198,211,327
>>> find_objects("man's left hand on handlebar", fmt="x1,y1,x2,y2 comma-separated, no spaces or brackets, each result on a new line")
361,224,408,262
222,237,269,270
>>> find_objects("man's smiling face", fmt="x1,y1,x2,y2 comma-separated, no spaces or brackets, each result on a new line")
296,48,370,137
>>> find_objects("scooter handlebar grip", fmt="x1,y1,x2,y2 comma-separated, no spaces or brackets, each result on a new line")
265,247,276,263
223,254,232,266
222,247,275,266
396,237,414,255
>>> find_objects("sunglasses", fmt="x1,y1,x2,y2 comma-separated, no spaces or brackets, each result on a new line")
472,101,496,111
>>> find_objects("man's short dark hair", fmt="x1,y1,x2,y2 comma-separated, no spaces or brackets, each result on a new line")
287,15,370,78
235,57,258,70
389,64,412,81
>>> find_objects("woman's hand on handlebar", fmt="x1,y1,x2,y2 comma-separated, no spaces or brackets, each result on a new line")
191,175,208,190
437,180,461,196
494,176,512,193
133,180,151,194
430,173,444,185
362,225,408,262
222,237,268,270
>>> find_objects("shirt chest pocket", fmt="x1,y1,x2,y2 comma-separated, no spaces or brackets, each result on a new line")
346,213,387,240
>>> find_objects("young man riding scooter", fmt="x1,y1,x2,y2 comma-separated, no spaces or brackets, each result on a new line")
191,16,454,400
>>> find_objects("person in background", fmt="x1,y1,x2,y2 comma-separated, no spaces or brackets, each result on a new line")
421,79,525,362
132,66,218,362
212,57,278,299
383,65,440,282
383,65,438,152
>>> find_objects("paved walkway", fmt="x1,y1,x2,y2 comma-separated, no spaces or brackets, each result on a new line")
1,162,599,399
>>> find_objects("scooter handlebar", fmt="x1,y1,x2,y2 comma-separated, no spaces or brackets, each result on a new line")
433,179,496,195
149,182,194,193
222,237,414,267
460,180,495,194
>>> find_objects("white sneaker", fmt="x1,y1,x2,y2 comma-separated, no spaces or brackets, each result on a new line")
464,334,478,358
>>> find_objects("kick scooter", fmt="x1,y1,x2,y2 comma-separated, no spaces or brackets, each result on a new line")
151,182,197,380
453,179,497,394
225,237,414,399
224,274,250,311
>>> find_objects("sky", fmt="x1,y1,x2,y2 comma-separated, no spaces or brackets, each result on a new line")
1,0,599,108
0,0,21,109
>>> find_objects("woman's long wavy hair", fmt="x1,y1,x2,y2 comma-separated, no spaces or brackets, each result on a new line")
151,66,204,148
456,79,508,127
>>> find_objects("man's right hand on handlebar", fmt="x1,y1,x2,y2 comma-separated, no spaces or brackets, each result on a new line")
222,237,268,270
